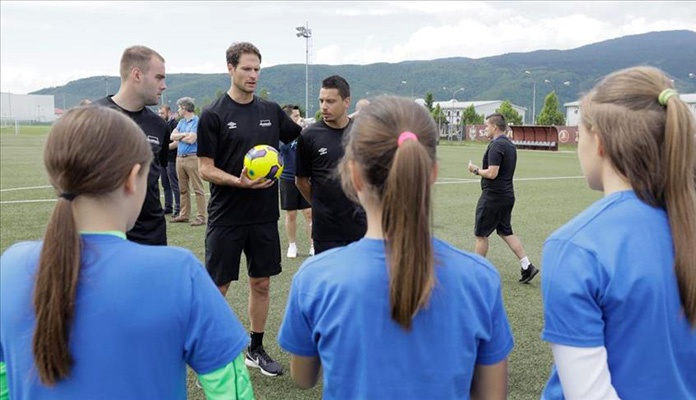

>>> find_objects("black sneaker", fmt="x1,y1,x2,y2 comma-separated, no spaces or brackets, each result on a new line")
245,346,283,376
519,264,539,284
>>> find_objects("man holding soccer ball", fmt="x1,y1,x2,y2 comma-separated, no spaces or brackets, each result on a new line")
197,42,301,377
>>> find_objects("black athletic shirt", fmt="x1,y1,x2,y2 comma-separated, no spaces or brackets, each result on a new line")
296,119,367,241
197,94,301,226
95,96,169,245
166,118,178,163
481,135,517,199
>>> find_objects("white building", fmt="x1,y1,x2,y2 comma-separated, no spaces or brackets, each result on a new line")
564,93,696,126
0,92,56,123
433,99,528,127
563,100,581,126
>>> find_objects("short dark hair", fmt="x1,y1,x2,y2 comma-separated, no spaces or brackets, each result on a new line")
486,113,507,131
282,104,294,116
322,75,350,99
226,42,262,67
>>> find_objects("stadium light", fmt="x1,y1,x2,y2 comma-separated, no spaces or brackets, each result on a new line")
525,71,536,124
296,23,312,117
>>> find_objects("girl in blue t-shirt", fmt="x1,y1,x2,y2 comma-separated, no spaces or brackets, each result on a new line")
0,106,253,399
540,66,696,399
279,96,513,399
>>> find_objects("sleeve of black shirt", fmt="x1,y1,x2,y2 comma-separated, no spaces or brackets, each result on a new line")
197,108,219,159
295,132,311,178
488,140,505,167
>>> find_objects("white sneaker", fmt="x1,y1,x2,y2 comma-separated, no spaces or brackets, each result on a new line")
287,243,297,258
309,245,315,256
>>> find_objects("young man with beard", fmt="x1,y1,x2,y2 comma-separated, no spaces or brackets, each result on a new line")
295,75,367,255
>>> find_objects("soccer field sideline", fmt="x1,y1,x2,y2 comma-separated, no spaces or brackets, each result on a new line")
0,175,585,205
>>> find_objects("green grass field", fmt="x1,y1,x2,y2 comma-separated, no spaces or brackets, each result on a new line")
0,126,601,399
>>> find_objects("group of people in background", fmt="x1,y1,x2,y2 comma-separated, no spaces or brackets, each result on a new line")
1,39,694,400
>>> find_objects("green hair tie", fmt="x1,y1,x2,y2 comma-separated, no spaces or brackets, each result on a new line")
658,89,678,106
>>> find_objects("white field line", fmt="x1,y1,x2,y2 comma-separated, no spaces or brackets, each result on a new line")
434,175,584,185
0,175,585,205
0,185,52,192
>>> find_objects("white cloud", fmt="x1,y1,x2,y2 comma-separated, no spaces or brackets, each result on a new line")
1,1,695,93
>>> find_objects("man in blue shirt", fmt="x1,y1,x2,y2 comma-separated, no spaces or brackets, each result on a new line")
170,97,206,226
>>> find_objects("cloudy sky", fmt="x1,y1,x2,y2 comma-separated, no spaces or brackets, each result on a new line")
2,1,695,94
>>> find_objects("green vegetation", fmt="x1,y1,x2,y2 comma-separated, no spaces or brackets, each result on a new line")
33,31,696,118
495,100,523,125
1,128,601,400
537,91,566,125
460,104,485,126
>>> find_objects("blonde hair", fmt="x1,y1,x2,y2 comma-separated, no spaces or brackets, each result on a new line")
339,96,438,330
580,66,696,326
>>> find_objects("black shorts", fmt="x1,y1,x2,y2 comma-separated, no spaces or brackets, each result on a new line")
280,179,311,211
205,222,281,285
474,196,515,237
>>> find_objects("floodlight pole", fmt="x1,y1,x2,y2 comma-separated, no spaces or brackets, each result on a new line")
451,88,464,138
296,23,312,117
525,71,536,124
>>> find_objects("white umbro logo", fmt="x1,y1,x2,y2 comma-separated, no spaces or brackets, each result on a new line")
259,120,271,127
318,147,328,155
227,121,237,129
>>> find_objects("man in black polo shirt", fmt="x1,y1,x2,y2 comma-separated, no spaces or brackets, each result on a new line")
295,75,367,254
197,42,301,377
96,45,169,245
468,113,538,283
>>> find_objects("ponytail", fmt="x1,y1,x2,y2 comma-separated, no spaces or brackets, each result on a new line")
33,196,81,385
662,95,696,326
339,96,439,330
383,138,435,330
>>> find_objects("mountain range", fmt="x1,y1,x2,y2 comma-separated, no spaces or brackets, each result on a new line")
33,30,696,116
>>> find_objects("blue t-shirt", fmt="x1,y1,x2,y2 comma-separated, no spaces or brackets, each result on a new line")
176,115,199,156
0,234,248,400
278,139,298,180
279,237,513,399
540,190,696,399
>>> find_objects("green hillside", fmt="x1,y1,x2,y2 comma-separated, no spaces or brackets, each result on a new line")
34,30,696,116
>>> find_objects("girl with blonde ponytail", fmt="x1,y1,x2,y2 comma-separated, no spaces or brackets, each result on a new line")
541,66,696,399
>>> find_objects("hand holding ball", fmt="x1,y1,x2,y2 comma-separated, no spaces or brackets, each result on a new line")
243,144,284,181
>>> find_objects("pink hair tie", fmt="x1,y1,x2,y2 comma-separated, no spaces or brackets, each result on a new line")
397,131,418,146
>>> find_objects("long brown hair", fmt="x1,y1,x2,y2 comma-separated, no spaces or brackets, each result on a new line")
34,106,152,385
339,96,438,330
580,66,696,326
